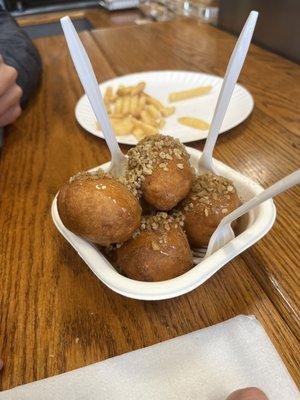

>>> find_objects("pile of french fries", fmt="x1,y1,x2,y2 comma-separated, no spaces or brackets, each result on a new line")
101,82,175,140
96,81,212,139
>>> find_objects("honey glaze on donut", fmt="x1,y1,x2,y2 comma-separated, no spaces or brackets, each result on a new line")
57,170,142,246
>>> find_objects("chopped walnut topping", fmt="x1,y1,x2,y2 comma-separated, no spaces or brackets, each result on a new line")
129,210,186,243
151,241,160,251
69,168,110,183
142,211,184,233
181,172,237,214
143,166,152,175
119,135,189,198
106,210,186,252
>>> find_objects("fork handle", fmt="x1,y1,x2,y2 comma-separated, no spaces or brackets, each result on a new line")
199,11,258,172
60,16,124,164
220,169,300,228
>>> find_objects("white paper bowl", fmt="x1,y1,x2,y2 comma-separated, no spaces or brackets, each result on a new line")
51,147,276,300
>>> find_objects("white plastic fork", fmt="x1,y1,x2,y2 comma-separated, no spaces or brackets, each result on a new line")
197,11,258,174
60,16,127,177
193,169,300,263
193,11,258,261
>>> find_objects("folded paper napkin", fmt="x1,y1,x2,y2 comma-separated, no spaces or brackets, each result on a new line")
1,315,299,400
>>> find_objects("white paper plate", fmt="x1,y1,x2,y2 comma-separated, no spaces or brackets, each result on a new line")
52,147,276,300
75,71,254,144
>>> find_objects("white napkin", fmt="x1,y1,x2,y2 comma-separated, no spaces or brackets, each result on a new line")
1,315,299,400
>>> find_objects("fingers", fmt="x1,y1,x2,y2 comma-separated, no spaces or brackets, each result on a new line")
0,105,22,127
226,388,268,400
0,57,22,126
0,62,18,97
0,84,22,116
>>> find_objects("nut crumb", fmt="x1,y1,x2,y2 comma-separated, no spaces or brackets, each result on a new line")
151,241,160,251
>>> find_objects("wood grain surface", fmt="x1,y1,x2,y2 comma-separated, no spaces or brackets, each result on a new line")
17,7,143,29
0,20,299,392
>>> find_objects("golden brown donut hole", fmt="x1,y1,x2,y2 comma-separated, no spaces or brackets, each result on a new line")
57,174,141,246
126,134,194,211
181,173,240,248
116,221,193,282
142,157,193,211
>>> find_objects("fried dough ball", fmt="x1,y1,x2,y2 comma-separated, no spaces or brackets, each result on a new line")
142,157,193,210
124,135,193,210
116,212,193,281
180,173,240,248
57,171,142,246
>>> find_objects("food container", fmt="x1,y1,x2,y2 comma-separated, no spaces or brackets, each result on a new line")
51,147,276,300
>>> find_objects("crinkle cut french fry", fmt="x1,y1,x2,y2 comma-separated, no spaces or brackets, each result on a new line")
140,109,162,128
131,81,146,95
122,96,131,115
147,104,161,119
169,86,212,102
140,110,153,125
117,85,131,96
145,95,164,110
138,95,146,113
132,127,146,140
111,117,134,135
178,117,210,130
158,119,166,128
133,118,158,135
161,106,175,117
105,103,112,114
151,119,164,128
109,112,124,119
130,95,139,116
104,86,113,105
114,97,123,114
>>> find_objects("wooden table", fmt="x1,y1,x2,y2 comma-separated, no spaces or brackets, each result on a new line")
0,18,299,391
17,6,143,30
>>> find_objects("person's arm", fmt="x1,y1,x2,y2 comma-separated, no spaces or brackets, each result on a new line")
0,8,42,105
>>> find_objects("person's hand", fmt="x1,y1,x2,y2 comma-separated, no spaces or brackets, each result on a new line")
0,55,22,127
226,387,268,400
